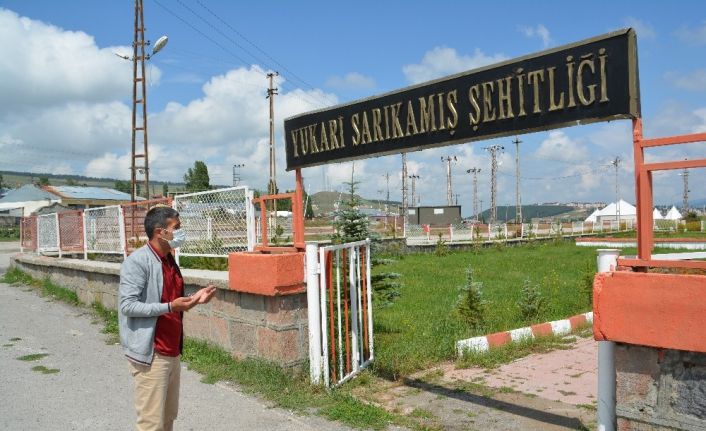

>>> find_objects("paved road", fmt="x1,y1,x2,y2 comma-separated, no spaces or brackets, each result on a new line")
0,243,355,431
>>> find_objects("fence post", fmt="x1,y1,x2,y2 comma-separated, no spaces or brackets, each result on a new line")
306,242,322,385
246,190,256,251
55,213,62,258
504,223,508,240
597,249,620,431
449,224,453,242
20,218,24,253
206,217,213,240
82,210,88,260
118,206,127,259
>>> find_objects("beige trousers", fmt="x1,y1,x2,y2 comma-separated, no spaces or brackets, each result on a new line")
128,353,181,431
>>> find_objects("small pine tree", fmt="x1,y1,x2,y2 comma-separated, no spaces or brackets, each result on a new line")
518,278,545,323
455,266,486,330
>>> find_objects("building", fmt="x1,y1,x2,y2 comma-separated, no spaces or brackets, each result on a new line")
406,206,462,226
584,200,638,224
664,206,682,220
0,184,61,216
0,184,139,217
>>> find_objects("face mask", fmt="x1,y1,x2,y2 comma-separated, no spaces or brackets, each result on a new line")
167,228,186,249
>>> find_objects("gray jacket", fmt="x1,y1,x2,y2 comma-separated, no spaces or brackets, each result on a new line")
118,244,170,364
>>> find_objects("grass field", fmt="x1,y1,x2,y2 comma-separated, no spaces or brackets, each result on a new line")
371,240,694,378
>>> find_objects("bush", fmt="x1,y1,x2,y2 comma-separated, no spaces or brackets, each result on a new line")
455,266,486,331
434,233,448,256
0,227,20,239
517,278,545,323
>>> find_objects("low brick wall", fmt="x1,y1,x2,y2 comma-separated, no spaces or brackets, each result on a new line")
615,344,706,431
9,253,308,368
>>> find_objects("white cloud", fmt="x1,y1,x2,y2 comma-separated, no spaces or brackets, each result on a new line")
665,69,706,91
0,8,160,114
624,17,656,40
519,24,553,48
675,21,706,45
534,131,589,162
325,72,375,90
402,47,506,84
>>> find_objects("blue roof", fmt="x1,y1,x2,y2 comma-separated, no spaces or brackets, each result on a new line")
50,186,137,201
0,184,58,204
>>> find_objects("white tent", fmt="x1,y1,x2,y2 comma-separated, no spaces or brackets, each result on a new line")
664,206,682,220
595,199,637,224
653,208,664,220
584,208,601,223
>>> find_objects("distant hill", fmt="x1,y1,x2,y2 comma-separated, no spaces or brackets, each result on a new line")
310,191,400,216
477,205,580,222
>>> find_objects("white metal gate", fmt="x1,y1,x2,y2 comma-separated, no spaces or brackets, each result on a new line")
306,239,374,387
37,213,60,255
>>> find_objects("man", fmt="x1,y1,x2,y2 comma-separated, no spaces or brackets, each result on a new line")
119,206,216,431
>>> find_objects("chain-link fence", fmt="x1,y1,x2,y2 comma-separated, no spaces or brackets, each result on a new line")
58,210,84,253
173,187,254,259
122,198,172,254
84,205,125,256
37,213,60,254
20,216,37,252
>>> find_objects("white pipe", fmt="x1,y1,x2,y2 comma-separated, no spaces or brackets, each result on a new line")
597,248,619,431
305,243,322,384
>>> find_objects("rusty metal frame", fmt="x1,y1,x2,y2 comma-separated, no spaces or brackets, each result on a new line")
252,169,306,252
619,118,706,269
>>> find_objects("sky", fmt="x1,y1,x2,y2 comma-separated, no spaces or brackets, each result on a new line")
1,0,705,214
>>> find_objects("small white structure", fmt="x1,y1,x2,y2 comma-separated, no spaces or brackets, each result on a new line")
653,208,664,220
664,206,682,221
595,199,637,224
585,208,601,223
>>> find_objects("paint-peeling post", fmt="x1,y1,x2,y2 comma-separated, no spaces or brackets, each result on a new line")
82,210,88,260
306,242,322,384
597,248,620,431
55,212,62,258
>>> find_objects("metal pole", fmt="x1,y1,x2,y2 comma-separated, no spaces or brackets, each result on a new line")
514,137,522,223
306,242,322,384
597,248,619,431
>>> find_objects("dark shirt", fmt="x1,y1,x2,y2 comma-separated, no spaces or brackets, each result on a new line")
148,243,184,357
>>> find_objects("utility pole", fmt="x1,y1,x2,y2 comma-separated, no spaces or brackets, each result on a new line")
130,0,150,202
267,72,279,197
611,157,621,224
484,145,504,223
382,172,391,215
454,193,460,206
441,156,457,206
466,168,481,220
680,163,690,212
513,137,523,223
401,153,408,234
232,163,245,187
408,174,419,208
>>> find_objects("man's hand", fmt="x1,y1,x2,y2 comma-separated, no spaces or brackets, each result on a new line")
169,296,198,312
194,285,217,304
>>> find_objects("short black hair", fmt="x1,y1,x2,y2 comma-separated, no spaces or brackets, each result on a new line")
144,206,180,239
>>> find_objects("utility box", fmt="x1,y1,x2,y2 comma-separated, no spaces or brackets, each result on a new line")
403,206,461,226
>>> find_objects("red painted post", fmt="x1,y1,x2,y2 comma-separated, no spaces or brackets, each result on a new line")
294,169,305,249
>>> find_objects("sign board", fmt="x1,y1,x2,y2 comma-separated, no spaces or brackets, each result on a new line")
284,29,639,170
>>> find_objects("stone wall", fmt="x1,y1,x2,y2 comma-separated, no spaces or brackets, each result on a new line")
10,254,309,368
615,344,706,431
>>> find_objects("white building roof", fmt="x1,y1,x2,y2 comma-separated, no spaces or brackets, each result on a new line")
597,199,637,217
585,208,601,223
653,208,664,220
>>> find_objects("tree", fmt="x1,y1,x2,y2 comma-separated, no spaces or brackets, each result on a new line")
162,183,169,197
0,173,4,189
455,266,487,331
114,180,131,194
38,176,50,186
184,161,210,192
66,178,78,186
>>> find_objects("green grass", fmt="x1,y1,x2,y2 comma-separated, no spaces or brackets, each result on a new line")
31,365,60,374
182,338,401,430
604,230,706,239
2,267,79,305
372,241,598,377
17,353,49,361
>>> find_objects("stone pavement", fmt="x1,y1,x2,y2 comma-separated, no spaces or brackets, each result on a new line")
443,337,597,406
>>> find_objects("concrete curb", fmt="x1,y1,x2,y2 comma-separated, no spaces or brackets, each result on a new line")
456,312,593,355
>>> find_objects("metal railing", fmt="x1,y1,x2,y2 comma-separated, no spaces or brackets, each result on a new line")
84,205,126,257
20,216,37,253
306,239,374,387
37,213,60,255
